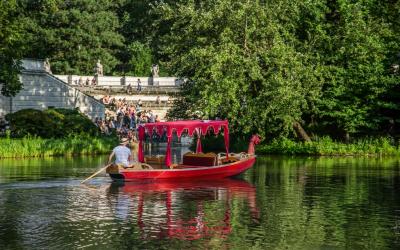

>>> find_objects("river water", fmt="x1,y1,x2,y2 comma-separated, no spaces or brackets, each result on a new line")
0,155,400,249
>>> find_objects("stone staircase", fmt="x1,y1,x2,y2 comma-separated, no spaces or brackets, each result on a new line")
75,82,179,121
0,59,105,120
53,72,182,120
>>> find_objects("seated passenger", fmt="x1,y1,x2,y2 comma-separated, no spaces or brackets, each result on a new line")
129,133,139,163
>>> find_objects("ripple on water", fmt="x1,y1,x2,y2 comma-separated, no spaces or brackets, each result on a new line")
2,156,400,249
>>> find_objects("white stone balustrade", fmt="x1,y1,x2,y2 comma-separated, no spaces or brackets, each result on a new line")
54,75,183,87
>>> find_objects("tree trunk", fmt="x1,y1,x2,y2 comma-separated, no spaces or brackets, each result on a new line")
293,121,311,142
345,132,350,143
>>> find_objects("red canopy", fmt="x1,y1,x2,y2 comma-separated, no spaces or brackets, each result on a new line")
137,120,230,166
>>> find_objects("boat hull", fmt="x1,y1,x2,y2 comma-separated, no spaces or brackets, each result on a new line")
109,156,256,181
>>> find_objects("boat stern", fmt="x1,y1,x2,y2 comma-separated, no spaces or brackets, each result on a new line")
106,164,125,181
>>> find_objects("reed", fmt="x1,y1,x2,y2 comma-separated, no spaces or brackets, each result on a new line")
0,135,117,158
257,137,400,156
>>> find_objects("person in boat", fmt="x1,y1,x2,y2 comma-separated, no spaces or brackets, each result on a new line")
108,137,132,168
128,132,139,163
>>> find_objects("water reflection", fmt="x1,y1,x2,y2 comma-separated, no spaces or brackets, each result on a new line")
105,179,259,240
1,156,400,249
0,156,106,183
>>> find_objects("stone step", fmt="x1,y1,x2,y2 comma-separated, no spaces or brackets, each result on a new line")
79,87,180,96
13,96,75,102
13,104,71,110
18,90,75,97
21,86,69,92
23,80,66,88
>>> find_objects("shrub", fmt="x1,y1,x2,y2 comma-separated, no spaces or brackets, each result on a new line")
5,109,55,138
256,136,400,156
5,108,100,138
0,135,118,158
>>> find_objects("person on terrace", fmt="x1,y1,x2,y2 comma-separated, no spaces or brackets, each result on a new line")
137,79,142,92
127,83,132,94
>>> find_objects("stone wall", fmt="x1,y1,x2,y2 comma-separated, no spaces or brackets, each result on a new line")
0,93,10,118
54,75,183,87
93,94,171,102
0,59,105,120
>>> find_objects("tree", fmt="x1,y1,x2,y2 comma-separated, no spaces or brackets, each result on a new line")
0,0,24,97
117,0,178,75
126,41,153,76
153,0,321,139
19,0,124,75
313,1,398,140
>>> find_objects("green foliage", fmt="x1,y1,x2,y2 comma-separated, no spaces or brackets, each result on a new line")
189,133,400,156
19,0,124,75
0,0,24,97
0,134,117,158
51,108,100,137
152,1,322,137
5,108,100,138
189,133,249,153
156,0,400,140
189,134,226,153
126,41,152,76
118,0,153,43
166,81,202,120
257,137,400,156
1,0,399,141
312,1,399,136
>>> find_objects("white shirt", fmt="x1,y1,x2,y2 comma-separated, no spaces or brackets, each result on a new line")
113,145,131,167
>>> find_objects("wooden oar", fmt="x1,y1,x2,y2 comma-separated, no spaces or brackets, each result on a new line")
81,164,111,184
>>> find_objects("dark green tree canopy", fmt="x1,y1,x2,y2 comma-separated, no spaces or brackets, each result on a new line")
1,0,399,140
159,1,322,137
19,0,124,75
161,0,400,139
0,0,24,97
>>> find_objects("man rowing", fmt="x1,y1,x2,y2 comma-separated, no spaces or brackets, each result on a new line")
108,137,132,168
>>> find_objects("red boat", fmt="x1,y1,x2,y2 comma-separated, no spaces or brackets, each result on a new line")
106,120,260,181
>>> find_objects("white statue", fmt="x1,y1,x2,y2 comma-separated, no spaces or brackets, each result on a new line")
95,59,103,76
44,58,52,73
151,64,159,77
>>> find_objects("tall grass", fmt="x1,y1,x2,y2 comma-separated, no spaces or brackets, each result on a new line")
0,134,118,158
257,137,400,156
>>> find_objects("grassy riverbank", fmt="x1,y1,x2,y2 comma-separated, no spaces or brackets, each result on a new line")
257,137,400,156
0,135,118,158
193,135,400,156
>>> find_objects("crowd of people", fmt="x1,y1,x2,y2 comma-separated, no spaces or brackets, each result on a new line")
101,95,165,107
75,76,97,86
96,96,161,137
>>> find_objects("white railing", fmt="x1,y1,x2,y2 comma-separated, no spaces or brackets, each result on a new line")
54,75,184,87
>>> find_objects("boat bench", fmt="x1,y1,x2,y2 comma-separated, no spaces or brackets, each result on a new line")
145,156,165,169
181,152,217,167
